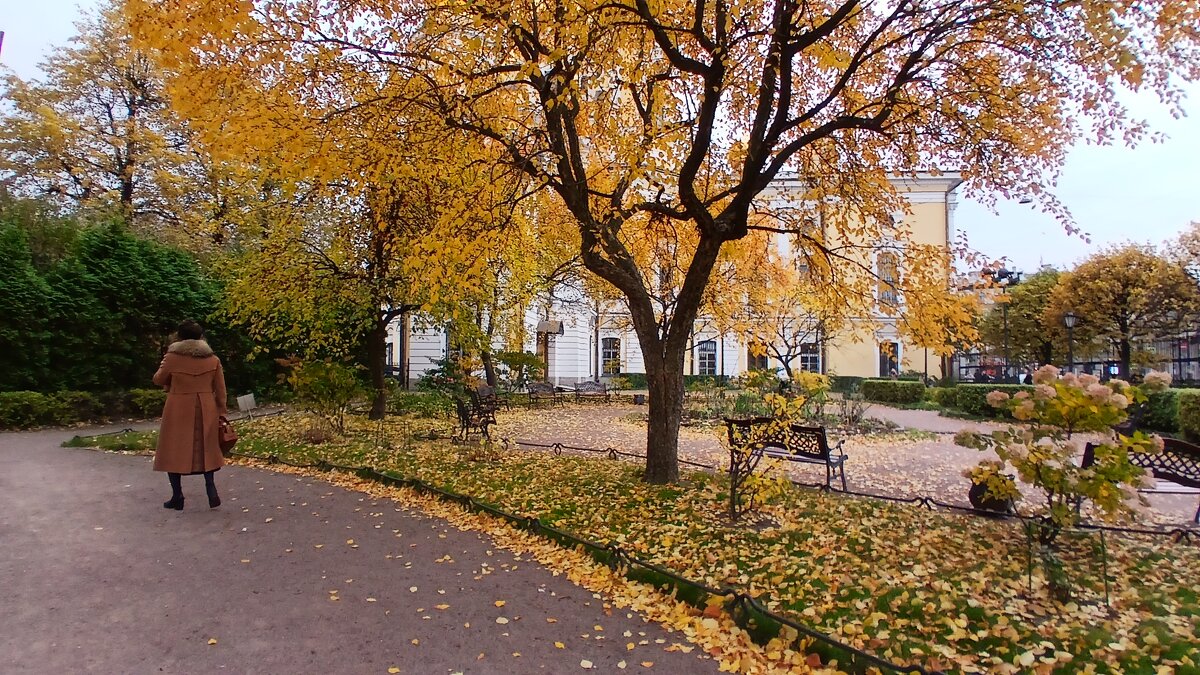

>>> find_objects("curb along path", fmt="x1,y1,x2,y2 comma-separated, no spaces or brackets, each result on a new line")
0,428,717,674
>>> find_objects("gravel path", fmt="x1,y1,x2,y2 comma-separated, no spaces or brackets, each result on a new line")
0,426,716,674
494,403,1200,527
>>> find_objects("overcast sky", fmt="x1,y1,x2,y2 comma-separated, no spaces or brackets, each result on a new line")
4,0,1198,275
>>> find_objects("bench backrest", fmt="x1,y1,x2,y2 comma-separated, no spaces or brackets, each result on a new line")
528,382,555,395
576,381,607,394
725,417,832,461
1083,438,1200,488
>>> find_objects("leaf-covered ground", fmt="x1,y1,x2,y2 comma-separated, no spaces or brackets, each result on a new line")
494,404,1200,526
77,410,1200,673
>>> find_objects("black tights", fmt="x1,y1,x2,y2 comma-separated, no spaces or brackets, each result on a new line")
167,471,215,498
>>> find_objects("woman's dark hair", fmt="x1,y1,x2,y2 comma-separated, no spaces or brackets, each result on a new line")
177,320,204,341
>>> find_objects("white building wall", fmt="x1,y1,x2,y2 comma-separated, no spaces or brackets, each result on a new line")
407,327,447,382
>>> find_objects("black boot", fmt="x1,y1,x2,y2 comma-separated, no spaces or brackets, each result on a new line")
204,471,220,509
164,472,184,510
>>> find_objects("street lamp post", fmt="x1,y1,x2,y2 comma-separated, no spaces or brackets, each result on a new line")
1063,310,1077,373
990,267,1020,382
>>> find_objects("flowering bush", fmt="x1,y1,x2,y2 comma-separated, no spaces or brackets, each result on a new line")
955,365,1169,543
962,461,1020,504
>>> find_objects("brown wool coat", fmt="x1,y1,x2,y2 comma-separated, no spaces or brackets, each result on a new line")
152,340,228,474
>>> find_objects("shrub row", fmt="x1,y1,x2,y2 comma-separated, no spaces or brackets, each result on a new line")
1179,391,1200,442
829,376,864,394
927,387,958,407
860,379,926,404
0,389,167,430
952,384,1033,418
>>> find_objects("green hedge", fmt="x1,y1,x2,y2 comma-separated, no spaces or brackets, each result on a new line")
619,373,647,389
927,387,957,407
860,379,926,404
0,388,169,429
829,376,864,394
1138,391,1179,433
953,384,1033,417
1179,391,1200,442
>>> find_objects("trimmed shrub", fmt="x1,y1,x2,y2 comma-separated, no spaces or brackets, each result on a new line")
0,391,52,429
1179,390,1200,442
49,391,104,424
128,388,167,417
1138,390,1179,433
619,373,647,389
860,379,926,404
928,387,957,407
829,376,864,394
953,384,1033,417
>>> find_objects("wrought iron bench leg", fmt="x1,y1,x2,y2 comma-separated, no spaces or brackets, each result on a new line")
839,463,847,492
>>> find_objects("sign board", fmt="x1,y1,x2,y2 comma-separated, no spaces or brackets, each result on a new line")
236,393,257,411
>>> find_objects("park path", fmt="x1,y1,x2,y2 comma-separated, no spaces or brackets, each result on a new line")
0,426,716,674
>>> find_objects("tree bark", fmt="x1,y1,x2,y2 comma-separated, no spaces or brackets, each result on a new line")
367,318,388,420
642,351,683,483
1118,339,1132,380
481,350,497,387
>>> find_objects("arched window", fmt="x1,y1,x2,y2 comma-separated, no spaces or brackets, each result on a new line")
601,337,621,375
697,340,717,376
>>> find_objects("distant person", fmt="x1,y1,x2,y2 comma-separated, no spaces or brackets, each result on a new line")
153,320,228,510
1021,368,1033,385
973,369,988,383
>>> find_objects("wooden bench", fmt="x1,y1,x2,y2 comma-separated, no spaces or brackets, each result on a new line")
724,417,847,490
573,380,611,403
454,396,496,441
1083,438,1200,523
526,381,564,407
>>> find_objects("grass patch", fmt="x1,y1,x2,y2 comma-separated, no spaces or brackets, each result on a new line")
68,412,1200,673
64,429,158,452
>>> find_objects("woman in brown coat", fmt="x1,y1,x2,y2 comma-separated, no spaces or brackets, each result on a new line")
153,320,228,510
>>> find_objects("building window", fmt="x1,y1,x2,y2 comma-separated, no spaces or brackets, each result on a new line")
601,337,621,375
799,343,820,372
879,341,899,377
386,343,394,366
878,252,899,307
697,340,717,376
747,346,769,372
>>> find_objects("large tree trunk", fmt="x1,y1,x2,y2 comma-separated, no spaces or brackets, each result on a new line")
481,350,498,387
367,319,388,420
1118,339,1132,380
643,349,684,484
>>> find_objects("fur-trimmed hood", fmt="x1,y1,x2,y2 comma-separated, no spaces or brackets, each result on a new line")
167,339,215,358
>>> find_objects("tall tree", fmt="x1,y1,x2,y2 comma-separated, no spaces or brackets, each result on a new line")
128,0,1200,482
1048,245,1200,378
978,268,1062,367
0,1,173,222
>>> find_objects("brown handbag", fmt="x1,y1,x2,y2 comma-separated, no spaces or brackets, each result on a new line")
218,416,238,457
